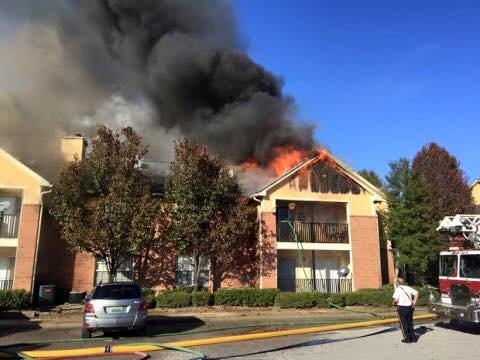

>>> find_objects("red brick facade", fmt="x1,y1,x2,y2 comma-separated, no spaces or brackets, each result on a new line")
13,204,41,291
71,252,96,292
350,215,383,289
260,212,277,288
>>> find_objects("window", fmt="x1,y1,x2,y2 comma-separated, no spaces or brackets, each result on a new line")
440,255,457,277
460,255,480,279
175,256,210,287
95,257,133,285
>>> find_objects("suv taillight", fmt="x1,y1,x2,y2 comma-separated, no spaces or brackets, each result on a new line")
84,302,95,315
138,299,147,312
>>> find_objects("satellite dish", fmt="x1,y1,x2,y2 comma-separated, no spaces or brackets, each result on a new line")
0,201,11,213
338,267,350,277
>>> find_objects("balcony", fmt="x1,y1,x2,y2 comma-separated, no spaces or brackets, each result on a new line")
277,221,349,243
278,277,352,294
0,279,13,290
0,214,19,238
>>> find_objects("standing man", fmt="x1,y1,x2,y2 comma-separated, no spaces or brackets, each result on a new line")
392,277,418,343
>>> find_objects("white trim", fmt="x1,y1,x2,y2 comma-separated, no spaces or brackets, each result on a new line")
0,147,51,187
471,180,480,188
0,239,18,247
346,202,355,290
277,242,350,251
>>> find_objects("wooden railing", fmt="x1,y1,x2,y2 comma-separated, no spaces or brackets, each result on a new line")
0,214,19,238
278,278,352,294
277,221,349,243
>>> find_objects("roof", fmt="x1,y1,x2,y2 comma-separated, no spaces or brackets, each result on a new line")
471,180,480,188
0,147,51,187
252,150,386,202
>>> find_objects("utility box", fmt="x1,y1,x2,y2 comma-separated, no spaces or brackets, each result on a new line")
69,291,86,304
38,285,55,306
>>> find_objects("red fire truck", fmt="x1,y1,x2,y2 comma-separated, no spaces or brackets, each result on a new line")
431,215,480,322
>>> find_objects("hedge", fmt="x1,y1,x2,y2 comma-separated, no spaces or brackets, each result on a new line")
192,291,213,307
275,292,330,309
215,289,280,307
156,291,192,308
275,285,440,309
0,289,31,311
142,288,157,309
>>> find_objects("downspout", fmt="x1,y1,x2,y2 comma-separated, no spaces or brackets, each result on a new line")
31,187,52,300
253,195,263,288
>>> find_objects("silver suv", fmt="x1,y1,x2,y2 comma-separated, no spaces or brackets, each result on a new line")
82,282,147,338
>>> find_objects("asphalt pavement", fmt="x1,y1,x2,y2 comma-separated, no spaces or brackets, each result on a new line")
1,309,478,359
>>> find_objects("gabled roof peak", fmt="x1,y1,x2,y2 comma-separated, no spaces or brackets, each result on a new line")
252,150,385,201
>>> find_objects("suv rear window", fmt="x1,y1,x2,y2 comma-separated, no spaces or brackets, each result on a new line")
92,284,141,300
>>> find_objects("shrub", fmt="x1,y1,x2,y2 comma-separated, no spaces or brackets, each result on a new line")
244,289,280,307
275,292,316,309
311,292,329,308
0,289,31,310
192,291,213,307
156,291,192,308
328,293,346,308
141,288,157,308
415,287,440,306
214,288,280,307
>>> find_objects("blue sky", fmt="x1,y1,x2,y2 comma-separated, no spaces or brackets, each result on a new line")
233,0,480,182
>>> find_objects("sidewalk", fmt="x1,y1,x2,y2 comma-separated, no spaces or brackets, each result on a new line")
1,306,431,330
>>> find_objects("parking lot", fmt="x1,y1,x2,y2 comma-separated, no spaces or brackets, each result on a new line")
2,316,480,359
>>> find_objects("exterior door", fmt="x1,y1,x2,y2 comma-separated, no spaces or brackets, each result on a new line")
278,258,296,292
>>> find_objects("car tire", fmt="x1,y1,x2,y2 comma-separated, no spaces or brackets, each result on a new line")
81,328,92,339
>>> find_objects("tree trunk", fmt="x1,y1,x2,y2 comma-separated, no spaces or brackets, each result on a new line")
211,260,222,293
192,253,201,291
107,257,117,283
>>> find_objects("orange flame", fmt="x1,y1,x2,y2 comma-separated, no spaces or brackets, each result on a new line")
240,146,334,179
269,146,308,176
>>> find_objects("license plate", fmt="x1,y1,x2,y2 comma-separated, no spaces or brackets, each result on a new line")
109,307,123,313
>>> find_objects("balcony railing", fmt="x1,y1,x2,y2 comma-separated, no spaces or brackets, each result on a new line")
278,278,352,294
277,221,349,243
0,279,13,290
0,214,20,238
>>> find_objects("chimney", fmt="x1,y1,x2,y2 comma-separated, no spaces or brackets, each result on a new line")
61,134,87,162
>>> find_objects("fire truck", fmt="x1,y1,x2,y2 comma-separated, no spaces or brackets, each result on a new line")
431,214,480,322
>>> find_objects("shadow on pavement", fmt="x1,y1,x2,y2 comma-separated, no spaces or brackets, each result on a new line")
435,319,480,335
147,315,205,335
0,311,42,338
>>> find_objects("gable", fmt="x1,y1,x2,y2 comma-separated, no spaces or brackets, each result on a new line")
0,148,50,204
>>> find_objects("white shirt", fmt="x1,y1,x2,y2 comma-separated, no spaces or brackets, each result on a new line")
393,285,418,306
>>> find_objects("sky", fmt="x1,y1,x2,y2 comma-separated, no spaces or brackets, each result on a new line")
233,0,480,182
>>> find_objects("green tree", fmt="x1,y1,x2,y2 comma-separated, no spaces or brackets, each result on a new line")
50,125,162,282
165,138,255,291
387,169,439,284
358,169,384,189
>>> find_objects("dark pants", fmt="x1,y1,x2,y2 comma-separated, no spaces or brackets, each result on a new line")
397,305,415,342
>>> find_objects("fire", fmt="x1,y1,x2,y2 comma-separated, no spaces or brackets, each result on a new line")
240,146,333,178
269,146,308,176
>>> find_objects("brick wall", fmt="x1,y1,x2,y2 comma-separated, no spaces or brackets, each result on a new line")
350,216,382,290
71,252,96,292
260,212,277,288
13,204,41,291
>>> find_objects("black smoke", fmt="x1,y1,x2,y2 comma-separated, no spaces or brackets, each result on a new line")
0,0,314,171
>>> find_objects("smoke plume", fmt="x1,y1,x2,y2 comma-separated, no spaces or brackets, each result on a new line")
0,0,315,185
